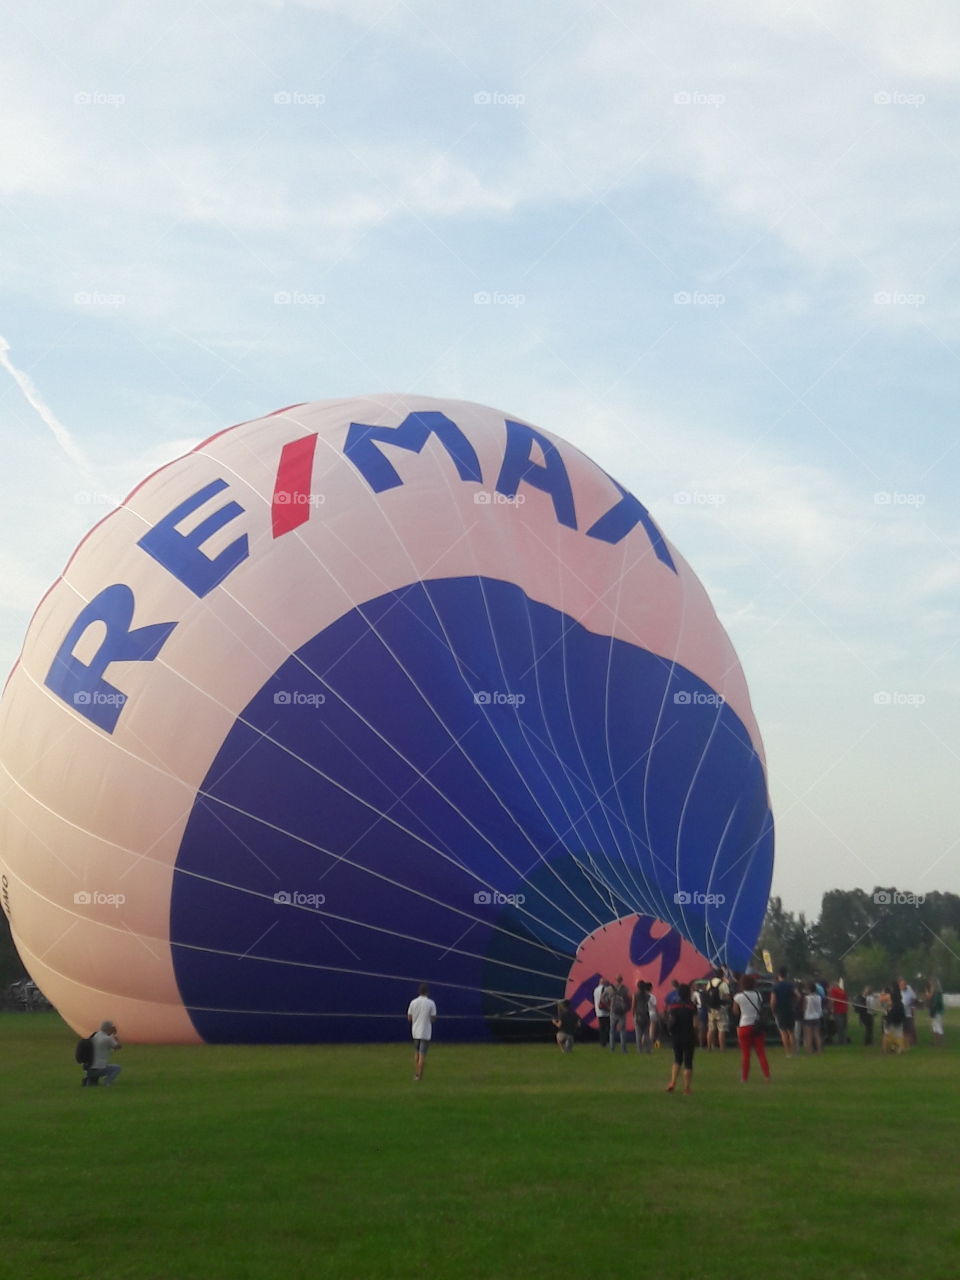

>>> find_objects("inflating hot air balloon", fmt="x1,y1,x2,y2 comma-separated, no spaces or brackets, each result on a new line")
0,395,773,1043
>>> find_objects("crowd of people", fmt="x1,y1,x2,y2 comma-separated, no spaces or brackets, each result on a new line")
543,968,948,1092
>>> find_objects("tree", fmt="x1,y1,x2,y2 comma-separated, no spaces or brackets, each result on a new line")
844,943,893,990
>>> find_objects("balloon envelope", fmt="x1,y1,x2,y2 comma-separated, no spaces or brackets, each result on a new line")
0,395,773,1042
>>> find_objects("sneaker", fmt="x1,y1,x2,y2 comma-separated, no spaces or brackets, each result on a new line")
665,1083,675,1092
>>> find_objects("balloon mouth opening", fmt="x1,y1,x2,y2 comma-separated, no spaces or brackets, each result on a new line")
564,914,713,1028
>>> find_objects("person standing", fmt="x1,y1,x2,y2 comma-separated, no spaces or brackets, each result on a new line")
772,967,796,1056
855,987,877,1046
407,982,437,1081
926,979,945,1046
882,985,906,1054
704,967,730,1051
732,975,771,1084
694,984,709,1048
633,980,652,1053
595,976,610,1049
648,985,660,1047
828,979,849,1045
899,979,917,1048
89,1020,122,1086
609,975,630,1053
552,1000,580,1053
665,984,698,1095
802,981,823,1054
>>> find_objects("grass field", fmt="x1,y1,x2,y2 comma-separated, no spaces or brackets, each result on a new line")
0,1014,957,1280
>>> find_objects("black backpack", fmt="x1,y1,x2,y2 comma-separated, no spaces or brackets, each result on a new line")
75,1033,95,1067
706,979,724,1010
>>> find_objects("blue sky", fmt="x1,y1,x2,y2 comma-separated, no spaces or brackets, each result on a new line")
2,0,958,917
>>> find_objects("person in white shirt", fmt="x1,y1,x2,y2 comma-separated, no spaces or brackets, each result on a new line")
732,974,771,1083
594,977,610,1049
899,979,917,1047
802,982,823,1054
90,1021,122,1085
407,983,437,1082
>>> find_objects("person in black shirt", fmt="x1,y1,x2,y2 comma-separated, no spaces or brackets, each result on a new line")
665,984,698,1094
552,1000,581,1053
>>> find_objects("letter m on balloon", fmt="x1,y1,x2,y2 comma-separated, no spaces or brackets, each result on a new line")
343,412,482,492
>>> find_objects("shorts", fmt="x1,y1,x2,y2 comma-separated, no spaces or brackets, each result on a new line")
708,1009,728,1032
673,1040,695,1069
413,1039,431,1055
556,1032,574,1052
775,1014,794,1033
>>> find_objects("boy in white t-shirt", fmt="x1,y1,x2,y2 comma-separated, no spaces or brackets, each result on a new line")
407,983,437,1081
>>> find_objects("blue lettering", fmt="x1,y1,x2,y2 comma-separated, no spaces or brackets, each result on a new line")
586,476,677,572
44,585,175,733
629,916,681,985
495,420,577,528
344,412,482,492
137,479,248,599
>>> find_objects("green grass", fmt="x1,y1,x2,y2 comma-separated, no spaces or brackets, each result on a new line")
0,1014,957,1280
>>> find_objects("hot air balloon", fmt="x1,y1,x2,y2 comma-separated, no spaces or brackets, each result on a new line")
0,395,773,1043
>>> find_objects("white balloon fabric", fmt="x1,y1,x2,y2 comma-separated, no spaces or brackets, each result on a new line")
0,396,773,1043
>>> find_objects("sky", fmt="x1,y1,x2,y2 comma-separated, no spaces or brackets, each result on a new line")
1,0,958,920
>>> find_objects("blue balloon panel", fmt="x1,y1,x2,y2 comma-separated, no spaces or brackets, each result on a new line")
171,576,773,1042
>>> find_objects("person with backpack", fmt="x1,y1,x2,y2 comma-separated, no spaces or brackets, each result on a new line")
704,967,730,1051
78,1020,122,1086
609,975,630,1053
732,974,771,1083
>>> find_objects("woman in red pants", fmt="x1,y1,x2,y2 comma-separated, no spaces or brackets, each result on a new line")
733,974,771,1083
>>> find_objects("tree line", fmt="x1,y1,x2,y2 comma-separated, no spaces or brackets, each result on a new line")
754,888,960,990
